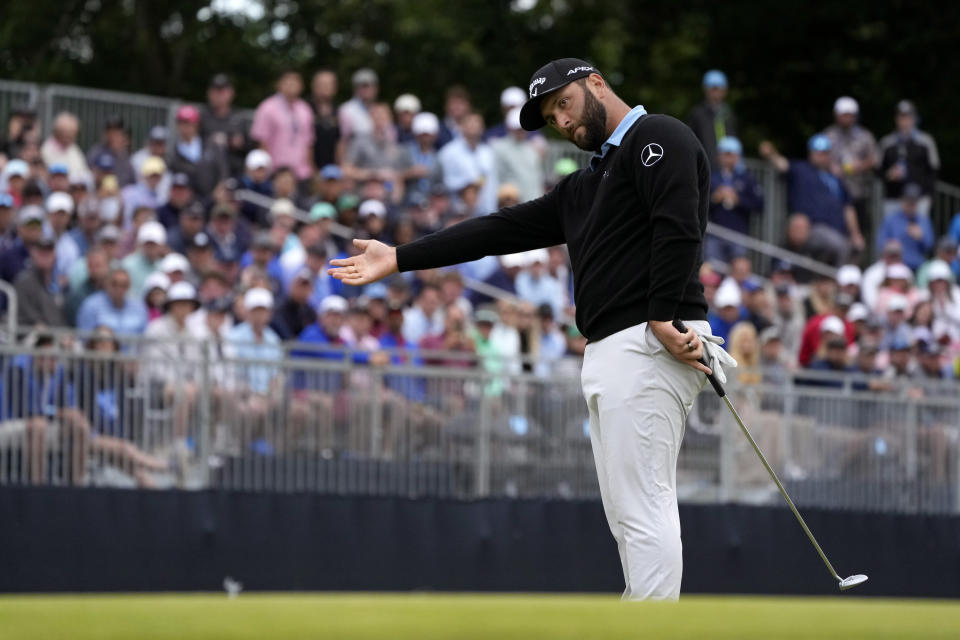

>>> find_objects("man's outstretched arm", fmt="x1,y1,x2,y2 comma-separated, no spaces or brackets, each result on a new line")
328,188,564,286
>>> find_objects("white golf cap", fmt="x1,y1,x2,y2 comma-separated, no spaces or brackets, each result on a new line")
714,283,742,308
836,264,862,287
926,259,952,282
359,199,387,219
393,93,421,114
165,281,198,305
500,252,527,269
523,248,549,265
505,107,523,131
4,159,28,178
45,191,74,214
411,112,440,136
846,302,869,323
137,220,167,245
500,86,527,108
269,198,296,219
885,263,912,281
319,295,348,314
243,287,274,311
245,149,273,171
834,96,859,115
886,294,908,312
142,271,171,294
819,315,845,336
160,252,190,274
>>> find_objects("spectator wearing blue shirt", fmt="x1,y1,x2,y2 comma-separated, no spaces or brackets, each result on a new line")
239,230,285,293
876,184,935,271
0,205,45,284
402,112,443,205
514,249,565,321
760,134,865,265
705,136,763,265
226,288,284,395
76,267,148,335
292,295,351,390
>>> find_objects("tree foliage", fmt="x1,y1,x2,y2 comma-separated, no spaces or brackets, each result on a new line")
1,0,957,178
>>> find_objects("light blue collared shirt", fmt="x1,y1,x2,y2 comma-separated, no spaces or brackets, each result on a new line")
589,105,647,171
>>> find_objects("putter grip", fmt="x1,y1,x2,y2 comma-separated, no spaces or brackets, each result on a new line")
672,319,726,398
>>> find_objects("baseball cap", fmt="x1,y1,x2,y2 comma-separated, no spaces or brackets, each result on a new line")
808,134,832,152
4,159,28,178
143,271,171,294
505,107,523,131
365,282,388,300
253,230,276,250
834,96,859,115
141,156,166,177
885,263,912,281
308,202,337,222
927,260,952,282
149,125,168,141
714,283,742,308
137,221,167,245
48,163,68,176
846,302,869,323
293,267,313,283
211,203,236,218
337,193,360,211
243,287,274,311
269,198,296,220
176,105,200,123
171,172,191,188
352,68,378,86
412,112,440,136
319,295,348,314
93,153,115,171
189,231,212,251
896,100,916,116
32,236,55,250
96,225,121,243
393,93,421,114
886,294,908,312
475,308,499,325
164,281,199,308
717,136,742,155
17,205,45,225
759,326,782,345
741,278,762,293
500,86,527,109
359,199,387,219
836,264,862,287
520,58,600,131
882,239,903,256
320,164,342,180
245,149,273,171
702,70,728,89
819,315,845,336
902,183,923,201
209,73,232,89
45,191,74,214
160,252,190,274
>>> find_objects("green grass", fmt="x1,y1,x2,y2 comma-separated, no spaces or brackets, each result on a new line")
1,593,958,639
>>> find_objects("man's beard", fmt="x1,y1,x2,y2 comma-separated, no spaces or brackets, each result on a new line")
571,87,608,152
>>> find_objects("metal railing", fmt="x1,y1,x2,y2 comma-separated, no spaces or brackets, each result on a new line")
1,337,958,515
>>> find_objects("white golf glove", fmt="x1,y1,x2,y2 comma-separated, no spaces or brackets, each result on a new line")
696,332,738,385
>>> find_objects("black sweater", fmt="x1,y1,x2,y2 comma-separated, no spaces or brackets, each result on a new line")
397,114,710,342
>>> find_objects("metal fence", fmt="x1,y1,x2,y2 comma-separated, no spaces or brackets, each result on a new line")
1,337,958,515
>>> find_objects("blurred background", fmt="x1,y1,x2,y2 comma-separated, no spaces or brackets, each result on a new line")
0,0,959,604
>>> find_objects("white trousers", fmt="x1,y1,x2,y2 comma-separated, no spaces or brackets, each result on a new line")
580,320,709,600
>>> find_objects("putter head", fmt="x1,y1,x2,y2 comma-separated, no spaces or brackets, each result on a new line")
839,574,868,590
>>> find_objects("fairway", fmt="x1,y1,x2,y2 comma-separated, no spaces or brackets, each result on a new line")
1,593,959,639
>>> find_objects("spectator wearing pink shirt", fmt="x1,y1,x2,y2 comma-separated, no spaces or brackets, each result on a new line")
250,70,315,183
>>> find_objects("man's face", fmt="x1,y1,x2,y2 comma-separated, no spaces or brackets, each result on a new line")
170,184,192,207
29,245,55,272
248,307,271,331
50,209,70,233
419,288,440,315
445,96,470,121
887,309,905,327
540,78,608,152
142,240,164,262
145,172,163,190
87,251,109,282
706,85,727,103
48,174,69,192
273,172,296,196
105,127,126,150
461,114,484,144
180,213,203,235
168,300,195,323
920,352,941,375
387,309,404,332
106,273,131,305
290,277,312,303
890,348,910,370
826,344,847,368
211,214,234,235
809,149,831,170
312,72,336,99
896,112,915,132
355,81,377,103
835,112,856,128
856,350,877,373
719,150,739,172
177,119,198,141
249,166,269,183
321,310,344,337
148,140,166,157
279,73,303,100
208,85,234,110
719,305,740,324
902,197,918,217
55,121,78,145
787,215,810,245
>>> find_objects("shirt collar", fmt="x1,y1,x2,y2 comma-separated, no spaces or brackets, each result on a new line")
590,105,647,170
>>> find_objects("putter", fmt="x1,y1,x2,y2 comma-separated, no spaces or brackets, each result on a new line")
673,319,868,592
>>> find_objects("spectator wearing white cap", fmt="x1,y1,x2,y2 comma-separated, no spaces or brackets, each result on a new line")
402,112,444,203
823,96,878,244
483,86,546,147
879,293,913,353
225,288,283,395
797,312,855,369
294,294,350,357
159,252,191,285
836,264,863,301
874,262,922,316
0,159,29,204
916,236,958,288
41,111,89,177
490,107,544,203
237,149,274,226
514,249,563,320
121,220,167,294
438,112,498,215
706,281,747,344
925,260,960,333
45,190,82,277
121,155,170,227
393,93,422,145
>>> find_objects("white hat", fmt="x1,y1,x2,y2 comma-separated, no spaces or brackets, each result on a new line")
819,315,845,336
500,252,527,269
269,198,296,219
926,260,952,283
846,302,869,323
165,281,199,306
505,107,523,131
45,191,74,214
245,149,273,171
523,248,549,266
137,220,167,245
886,294,908,312
836,264,862,287
358,199,387,219
243,287,274,311
319,295,348,314
411,112,440,136
834,96,859,115
142,271,171,294
885,263,912,281
393,93,421,114
4,159,28,178
500,86,527,108
159,252,190,274
714,283,742,308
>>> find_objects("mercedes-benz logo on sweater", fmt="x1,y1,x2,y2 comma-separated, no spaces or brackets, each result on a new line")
641,143,664,167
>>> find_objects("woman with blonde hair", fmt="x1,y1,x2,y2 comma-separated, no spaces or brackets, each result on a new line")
727,321,762,384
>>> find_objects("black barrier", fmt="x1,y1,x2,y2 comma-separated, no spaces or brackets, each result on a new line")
1,487,958,597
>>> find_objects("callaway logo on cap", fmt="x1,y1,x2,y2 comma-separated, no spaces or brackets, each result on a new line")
520,58,600,131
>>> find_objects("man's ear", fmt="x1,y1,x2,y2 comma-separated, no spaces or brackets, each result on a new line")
587,73,606,98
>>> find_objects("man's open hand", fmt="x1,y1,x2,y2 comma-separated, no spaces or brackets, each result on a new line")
328,239,399,286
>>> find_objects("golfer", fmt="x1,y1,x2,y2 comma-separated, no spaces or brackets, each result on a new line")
329,58,736,600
